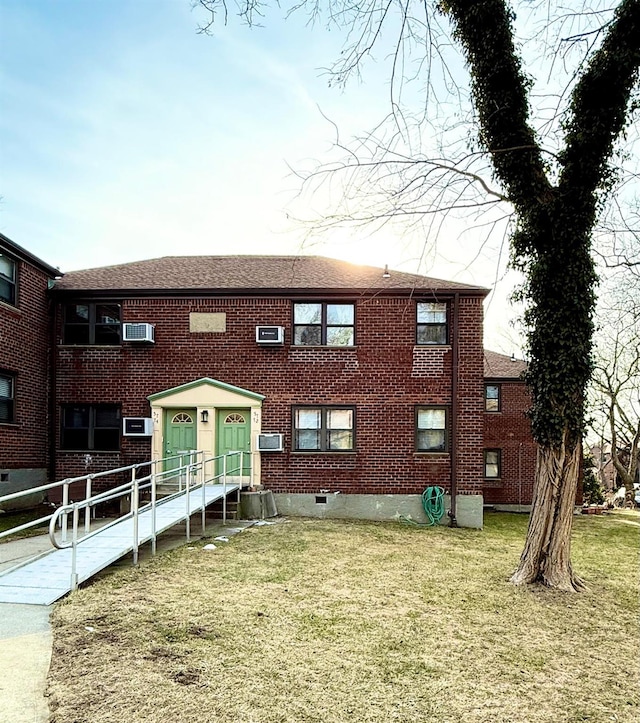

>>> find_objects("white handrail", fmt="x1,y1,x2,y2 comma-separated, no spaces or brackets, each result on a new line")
33,450,249,592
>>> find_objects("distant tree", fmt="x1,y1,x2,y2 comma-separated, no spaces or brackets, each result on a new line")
582,453,605,506
196,0,640,590
591,272,640,506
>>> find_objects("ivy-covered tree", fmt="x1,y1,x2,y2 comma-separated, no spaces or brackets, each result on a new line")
197,0,640,590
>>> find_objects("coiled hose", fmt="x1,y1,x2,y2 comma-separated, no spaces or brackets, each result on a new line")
400,486,446,527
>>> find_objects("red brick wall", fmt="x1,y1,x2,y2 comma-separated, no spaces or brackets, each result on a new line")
483,382,537,505
0,260,51,470
54,294,486,496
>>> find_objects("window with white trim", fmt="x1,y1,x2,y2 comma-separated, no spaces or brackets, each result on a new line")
415,406,448,452
293,406,355,451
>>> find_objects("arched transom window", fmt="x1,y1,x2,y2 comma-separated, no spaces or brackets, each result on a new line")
172,413,193,424
224,413,246,424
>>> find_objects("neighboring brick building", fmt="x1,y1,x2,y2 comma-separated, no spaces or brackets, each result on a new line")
0,233,59,502
483,350,536,510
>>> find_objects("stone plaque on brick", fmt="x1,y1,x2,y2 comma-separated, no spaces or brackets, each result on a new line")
189,312,226,333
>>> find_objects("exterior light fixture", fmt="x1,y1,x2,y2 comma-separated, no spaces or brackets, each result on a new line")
201,410,209,423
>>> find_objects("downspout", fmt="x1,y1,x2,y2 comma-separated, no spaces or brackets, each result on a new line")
47,289,57,485
449,292,460,527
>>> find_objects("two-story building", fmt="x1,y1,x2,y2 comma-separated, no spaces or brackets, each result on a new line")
483,350,535,511
0,233,59,504
0,236,540,527
49,255,493,526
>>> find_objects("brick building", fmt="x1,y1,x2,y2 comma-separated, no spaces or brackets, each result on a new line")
49,255,496,526
2,242,539,526
483,350,536,510
0,233,59,502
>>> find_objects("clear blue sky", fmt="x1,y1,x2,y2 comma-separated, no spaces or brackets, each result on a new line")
0,0,522,352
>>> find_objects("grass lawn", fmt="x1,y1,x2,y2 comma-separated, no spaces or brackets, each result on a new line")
0,505,52,541
48,512,639,723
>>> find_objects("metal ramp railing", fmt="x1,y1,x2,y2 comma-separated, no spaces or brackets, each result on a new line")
0,451,249,606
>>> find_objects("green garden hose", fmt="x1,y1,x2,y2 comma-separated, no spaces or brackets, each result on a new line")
400,486,446,527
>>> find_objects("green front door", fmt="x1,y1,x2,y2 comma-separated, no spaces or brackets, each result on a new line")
164,409,197,478
216,409,251,477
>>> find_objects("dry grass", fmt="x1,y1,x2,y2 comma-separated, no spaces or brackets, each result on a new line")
48,512,639,723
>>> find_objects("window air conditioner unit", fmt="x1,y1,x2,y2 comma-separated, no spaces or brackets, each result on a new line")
123,417,153,436
256,326,284,345
123,323,155,343
257,433,284,452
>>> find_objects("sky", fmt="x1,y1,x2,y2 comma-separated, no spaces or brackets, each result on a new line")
0,0,523,353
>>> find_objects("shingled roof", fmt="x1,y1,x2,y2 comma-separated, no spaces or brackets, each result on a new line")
484,350,527,379
52,255,489,295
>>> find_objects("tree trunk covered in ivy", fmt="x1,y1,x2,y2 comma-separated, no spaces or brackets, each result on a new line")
197,0,640,589
445,0,640,590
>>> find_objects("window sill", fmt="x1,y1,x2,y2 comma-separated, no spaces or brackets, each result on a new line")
0,299,21,315
58,344,122,349
413,345,451,350
57,449,121,454
414,451,450,457
291,450,357,455
483,478,502,487
0,422,19,428
290,345,357,350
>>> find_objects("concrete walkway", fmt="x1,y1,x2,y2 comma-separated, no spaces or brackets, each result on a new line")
0,519,257,722
0,533,54,723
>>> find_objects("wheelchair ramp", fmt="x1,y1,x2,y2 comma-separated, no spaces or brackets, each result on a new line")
0,483,239,606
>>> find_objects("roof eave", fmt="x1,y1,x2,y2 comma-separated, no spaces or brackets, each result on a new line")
50,285,490,298
0,232,61,277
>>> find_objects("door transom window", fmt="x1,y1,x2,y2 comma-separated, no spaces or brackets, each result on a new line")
172,413,193,424
224,413,246,424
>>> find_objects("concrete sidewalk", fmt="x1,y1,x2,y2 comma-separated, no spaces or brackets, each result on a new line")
0,601,51,723
0,519,258,722
0,534,54,723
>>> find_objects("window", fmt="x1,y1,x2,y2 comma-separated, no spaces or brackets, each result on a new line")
293,303,354,346
416,406,448,452
61,405,121,450
0,254,17,306
293,406,355,451
485,384,500,412
484,449,501,479
417,302,447,345
0,372,15,423
63,303,121,345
